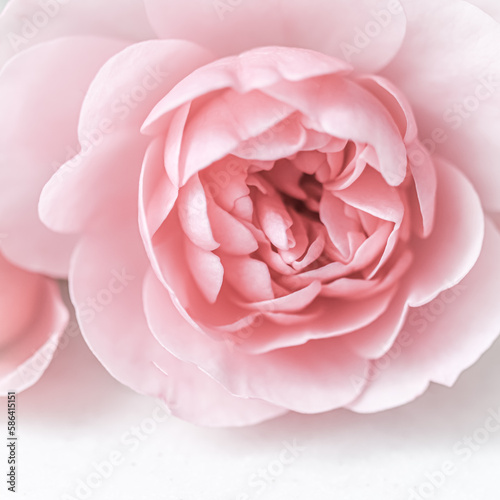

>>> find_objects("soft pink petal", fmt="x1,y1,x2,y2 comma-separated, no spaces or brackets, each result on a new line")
152,357,287,427
319,191,361,260
281,223,392,288
280,210,309,264
467,0,500,22
40,40,214,235
144,270,369,412
234,113,307,161
236,288,397,355
139,138,178,246
292,230,326,271
334,167,405,224
78,40,213,140
0,37,127,276
407,141,437,238
0,254,68,394
358,75,418,143
148,205,251,330
345,291,410,359
177,175,219,251
405,158,484,307
221,255,275,303
325,143,366,191
254,187,294,251
346,159,485,359
235,281,322,314
177,90,296,185
143,0,406,72
383,0,500,210
184,238,224,304
263,75,407,185
321,250,412,299
349,218,500,412
207,200,259,256
164,103,191,188
70,220,283,426
0,0,154,65
142,46,351,135
200,156,250,213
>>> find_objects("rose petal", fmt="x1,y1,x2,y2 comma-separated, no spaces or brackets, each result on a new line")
236,288,397,354
234,281,322,314
346,157,485,359
184,238,224,304
139,138,179,245
0,0,154,65
221,255,275,303
207,200,259,255
405,158,484,307
144,269,369,413
142,46,351,135
0,253,68,394
151,358,287,427
319,191,362,260
263,75,408,185
383,0,500,211
467,0,500,22
358,75,418,143
143,0,406,72
177,175,219,251
235,113,307,161
0,37,127,275
177,90,296,185
39,40,214,235
71,218,282,426
348,218,500,412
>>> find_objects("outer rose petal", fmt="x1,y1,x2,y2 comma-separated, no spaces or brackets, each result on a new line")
347,159,484,358
39,40,214,235
0,36,129,276
142,46,351,137
348,218,500,413
144,0,406,72
70,216,285,427
383,0,500,211
466,0,500,22
143,270,369,413
492,212,500,233
0,253,68,395
403,158,484,306
0,0,154,65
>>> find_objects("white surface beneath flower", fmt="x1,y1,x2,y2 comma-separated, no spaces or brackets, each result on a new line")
1,305,499,500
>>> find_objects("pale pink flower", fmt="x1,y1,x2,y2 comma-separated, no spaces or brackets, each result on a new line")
0,251,68,395
1,0,500,425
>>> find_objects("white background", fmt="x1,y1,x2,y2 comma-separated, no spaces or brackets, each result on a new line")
1,303,500,500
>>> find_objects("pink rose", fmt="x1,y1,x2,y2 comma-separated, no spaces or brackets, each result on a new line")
0,250,68,395
1,0,500,426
